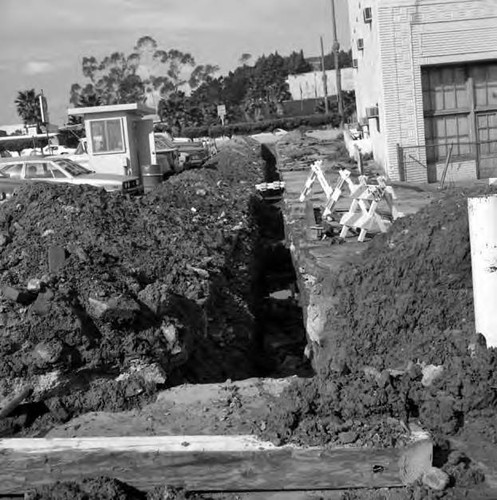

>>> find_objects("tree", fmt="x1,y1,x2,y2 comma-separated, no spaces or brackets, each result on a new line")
244,53,291,120
323,49,353,70
69,36,219,111
286,50,312,74
15,89,42,128
71,51,146,106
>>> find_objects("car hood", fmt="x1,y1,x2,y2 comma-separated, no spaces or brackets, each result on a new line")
173,143,205,151
76,173,140,183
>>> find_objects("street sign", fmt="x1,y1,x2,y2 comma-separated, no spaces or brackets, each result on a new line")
217,104,226,117
217,104,226,126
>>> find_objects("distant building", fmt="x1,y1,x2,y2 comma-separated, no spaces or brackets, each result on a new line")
349,0,497,183
286,68,356,100
0,123,25,136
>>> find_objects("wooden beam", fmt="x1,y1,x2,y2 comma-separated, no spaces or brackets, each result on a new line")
0,430,432,495
0,386,33,419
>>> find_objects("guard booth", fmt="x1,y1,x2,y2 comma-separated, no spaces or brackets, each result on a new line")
67,103,156,179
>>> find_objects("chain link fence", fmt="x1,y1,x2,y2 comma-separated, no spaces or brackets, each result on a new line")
398,140,497,183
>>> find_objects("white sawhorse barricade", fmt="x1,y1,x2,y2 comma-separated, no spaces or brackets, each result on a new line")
299,160,403,242
339,179,403,242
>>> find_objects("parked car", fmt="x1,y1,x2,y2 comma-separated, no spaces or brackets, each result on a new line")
0,156,143,199
172,139,209,168
61,138,90,168
154,133,181,175
42,144,77,155
20,148,44,156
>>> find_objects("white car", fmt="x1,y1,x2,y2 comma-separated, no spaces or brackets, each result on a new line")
43,144,76,155
0,156,143,195
20,148,44,156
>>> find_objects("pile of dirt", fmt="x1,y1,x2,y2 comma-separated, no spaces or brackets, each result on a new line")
0,137,266,434
263,186,497,449
276,130,353,170
25,478,234,500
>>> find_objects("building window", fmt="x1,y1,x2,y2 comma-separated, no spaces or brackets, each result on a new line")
89,118,125,154
422,63,497,163
424,115,470,161
473,64,497,107
422,66,468,113
422,66,471,162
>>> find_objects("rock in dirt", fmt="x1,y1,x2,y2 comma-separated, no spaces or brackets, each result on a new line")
338,430,358,444
48,245,66,274
421,364,444,387
422,466,450,491
1,285,32,304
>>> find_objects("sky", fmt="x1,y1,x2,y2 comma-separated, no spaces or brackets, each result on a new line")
0,0,350,127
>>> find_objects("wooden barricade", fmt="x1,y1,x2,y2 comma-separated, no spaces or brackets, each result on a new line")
339,179,401,242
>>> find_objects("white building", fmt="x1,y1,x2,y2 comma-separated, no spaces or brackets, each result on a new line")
286,68,356,101
349,0,497,182
0,124,26,136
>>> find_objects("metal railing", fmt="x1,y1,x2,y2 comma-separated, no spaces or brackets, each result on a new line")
398,140,497,183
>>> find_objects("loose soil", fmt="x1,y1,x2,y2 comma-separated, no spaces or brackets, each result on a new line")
260,176,497,495
25,477,243,500
0,137,292,436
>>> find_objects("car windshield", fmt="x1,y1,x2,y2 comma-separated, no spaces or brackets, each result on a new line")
75,141,87,155
53,158,92,176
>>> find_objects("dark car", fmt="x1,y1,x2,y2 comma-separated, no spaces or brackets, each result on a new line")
154,134,181,175
0,156,143,200
172,138,210,168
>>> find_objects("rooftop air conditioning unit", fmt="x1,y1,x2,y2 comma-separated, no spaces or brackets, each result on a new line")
366,106,379,118
357,38,364,51
363,7,373,23
353,58,358,68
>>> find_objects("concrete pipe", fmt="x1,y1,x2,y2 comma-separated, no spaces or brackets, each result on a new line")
468,194,497,348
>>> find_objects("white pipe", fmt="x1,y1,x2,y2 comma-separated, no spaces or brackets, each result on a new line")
468,195,497,348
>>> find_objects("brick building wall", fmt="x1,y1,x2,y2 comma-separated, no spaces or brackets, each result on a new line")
350,0,497,182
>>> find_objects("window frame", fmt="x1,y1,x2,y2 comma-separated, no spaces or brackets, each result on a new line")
422,62,497,164
0,163,24,178
89,118,126,155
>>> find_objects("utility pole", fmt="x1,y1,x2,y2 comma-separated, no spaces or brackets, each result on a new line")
330,0,344,127
320,36,329,114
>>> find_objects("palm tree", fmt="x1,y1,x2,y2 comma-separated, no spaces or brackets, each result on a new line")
15,89,42,128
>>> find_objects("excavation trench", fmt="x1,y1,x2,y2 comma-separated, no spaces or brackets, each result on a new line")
0,138,312,438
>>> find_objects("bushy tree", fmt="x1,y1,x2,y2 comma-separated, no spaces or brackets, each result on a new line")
69,36,219,111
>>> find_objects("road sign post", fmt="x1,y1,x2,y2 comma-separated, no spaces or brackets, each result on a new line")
217,104,226,127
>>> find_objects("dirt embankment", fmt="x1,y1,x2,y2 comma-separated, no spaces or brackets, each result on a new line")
263,185,497,452
0,137,268,435
24,477,227,500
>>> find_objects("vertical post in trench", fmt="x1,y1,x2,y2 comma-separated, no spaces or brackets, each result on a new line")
468,195,497,348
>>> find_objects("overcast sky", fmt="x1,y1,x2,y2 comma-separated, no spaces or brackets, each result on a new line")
0,0,350,126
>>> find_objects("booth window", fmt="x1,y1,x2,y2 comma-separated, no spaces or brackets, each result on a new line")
89,118,125,154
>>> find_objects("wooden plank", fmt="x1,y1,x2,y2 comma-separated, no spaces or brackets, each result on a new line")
0,432,432,495
0,387,32,419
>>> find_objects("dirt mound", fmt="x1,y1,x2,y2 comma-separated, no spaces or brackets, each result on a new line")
263,186,497,447
276,130,353,170
26,478,227,500
0,138,265,433
25,477,145,500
